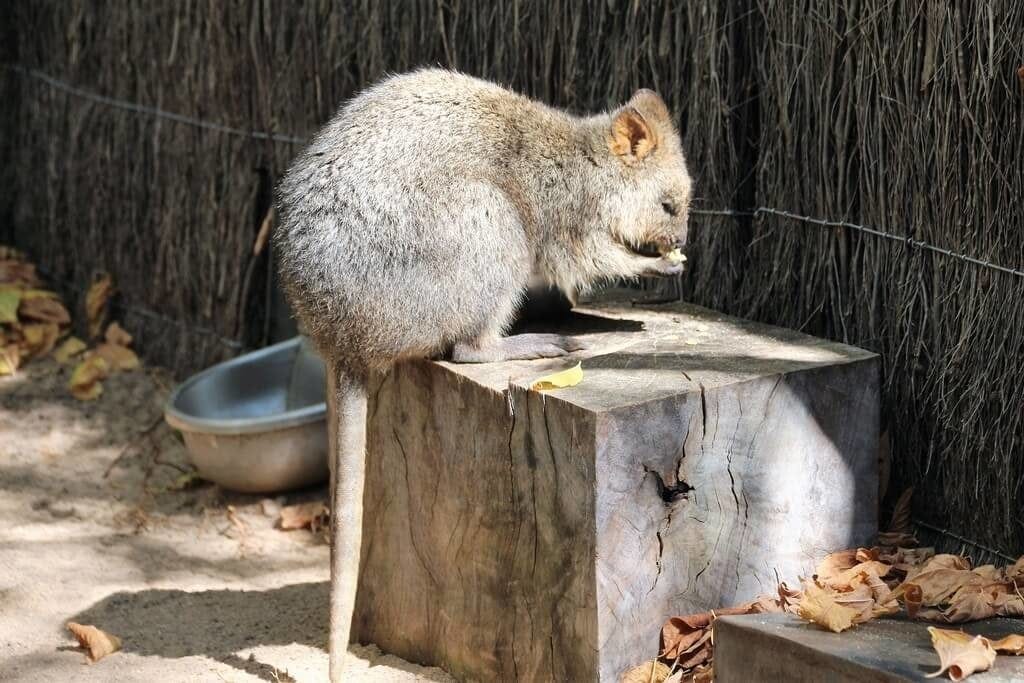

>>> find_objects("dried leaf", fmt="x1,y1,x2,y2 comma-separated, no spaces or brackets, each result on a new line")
925,627,995,681
19,296,71,325
971,565,1001,582
69,355,110,401
991,634,1024,655
0,259,40,286
20,323,61,360
253,206,275,256
797,581,861,632
904,583,925,618
855,569,901,616
856,547,881,563
659,606,749,662
994,593,1024,617
621,660,671,683
830,583,877,623
941,590,997,623
93,343,140,371
815,549,859,584
530,362,583,391
1006,557,1024,586
661,614,713,659
900,569,984,609
66,622,122,662
86,274,114,338
278,502,329,531
826,560,892,590
689,665,713,683
0,344,20,375
664,671,684,683
104,321,133,347
923,555,973,572
0,286,22,323
54,336,87,363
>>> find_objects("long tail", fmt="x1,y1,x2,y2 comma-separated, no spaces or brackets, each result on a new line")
327,365,369,683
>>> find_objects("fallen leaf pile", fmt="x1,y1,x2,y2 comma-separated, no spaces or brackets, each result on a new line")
628,582,803,682
66,622,122,662
625,489,1023,682
69,320,140,400
0,248,140,400
0,247,72,375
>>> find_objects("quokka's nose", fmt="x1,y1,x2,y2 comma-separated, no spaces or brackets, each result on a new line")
674,218,689,248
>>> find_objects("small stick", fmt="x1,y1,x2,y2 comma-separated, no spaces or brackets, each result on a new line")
104,414,164,478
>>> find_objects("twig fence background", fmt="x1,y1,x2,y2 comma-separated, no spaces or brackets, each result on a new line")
3,1,1022,558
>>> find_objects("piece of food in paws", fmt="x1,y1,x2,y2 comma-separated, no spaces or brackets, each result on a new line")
663,247,687,265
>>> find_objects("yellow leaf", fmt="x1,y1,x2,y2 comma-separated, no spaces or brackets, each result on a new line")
69,355,110,401
621,660,671,683
0,344,20,375
66,622,122,662
20,322,61,360
86,274,114,338
21,288,59,300
93,343,139,371
104,321,133,347
54,337,87,363
530,362,583,391
797,581,859,632
991,634,1024,655
925,627,995,681
0,287,20,323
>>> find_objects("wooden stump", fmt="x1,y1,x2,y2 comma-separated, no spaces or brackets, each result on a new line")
342,301,879,681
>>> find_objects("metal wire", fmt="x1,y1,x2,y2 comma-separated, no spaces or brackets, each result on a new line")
10,63,1021,280
4,64,306,145
121,305,247,350
691,207,1024,279
33,266,247,351
8,64,1023,350
914,518,1018,564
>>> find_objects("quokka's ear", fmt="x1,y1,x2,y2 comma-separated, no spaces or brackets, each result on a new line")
629,88,671,124
609,106,657,163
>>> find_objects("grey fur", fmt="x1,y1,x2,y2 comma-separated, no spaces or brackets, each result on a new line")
273,68,692,682
276,68,692,372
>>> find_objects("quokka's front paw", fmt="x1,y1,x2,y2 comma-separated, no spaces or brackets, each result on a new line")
643,252,687,278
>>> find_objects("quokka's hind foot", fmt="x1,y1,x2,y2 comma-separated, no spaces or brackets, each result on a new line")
451,333,586,363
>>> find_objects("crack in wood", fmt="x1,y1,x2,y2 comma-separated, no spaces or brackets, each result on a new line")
392,427,441,588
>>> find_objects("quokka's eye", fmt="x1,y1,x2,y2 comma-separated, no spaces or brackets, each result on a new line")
662,201,678,217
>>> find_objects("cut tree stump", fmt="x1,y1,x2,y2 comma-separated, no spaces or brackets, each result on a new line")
339,301,879,681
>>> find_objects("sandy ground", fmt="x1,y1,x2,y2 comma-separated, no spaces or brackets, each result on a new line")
0,357,455,682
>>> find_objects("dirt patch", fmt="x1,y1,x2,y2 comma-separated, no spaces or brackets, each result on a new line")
0,358,454,682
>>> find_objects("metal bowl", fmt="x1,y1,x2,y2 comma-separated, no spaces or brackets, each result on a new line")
164,337,328,493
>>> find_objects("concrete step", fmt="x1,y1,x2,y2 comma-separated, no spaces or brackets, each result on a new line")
715,612,1024,682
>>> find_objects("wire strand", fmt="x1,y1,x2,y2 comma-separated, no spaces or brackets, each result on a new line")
691,207,1024,279
10,63,1021,280
4,64,306,145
